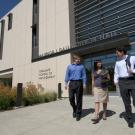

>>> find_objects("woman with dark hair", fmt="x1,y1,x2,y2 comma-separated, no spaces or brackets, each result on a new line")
91,60,110,124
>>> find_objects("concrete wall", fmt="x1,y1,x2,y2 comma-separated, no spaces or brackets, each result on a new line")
39,0,70,54
0,0,32,69
0,0,71,97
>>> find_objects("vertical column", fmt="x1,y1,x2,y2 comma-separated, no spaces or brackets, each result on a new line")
16,83,23,107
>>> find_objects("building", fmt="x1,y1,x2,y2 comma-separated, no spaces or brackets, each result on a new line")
0,0,135,97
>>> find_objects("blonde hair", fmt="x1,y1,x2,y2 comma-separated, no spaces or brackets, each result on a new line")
72,54,81,61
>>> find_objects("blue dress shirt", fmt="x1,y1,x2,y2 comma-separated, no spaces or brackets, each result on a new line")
65,63,87,85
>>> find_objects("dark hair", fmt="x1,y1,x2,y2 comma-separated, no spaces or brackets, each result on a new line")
94,60,102,71
116,47,127,54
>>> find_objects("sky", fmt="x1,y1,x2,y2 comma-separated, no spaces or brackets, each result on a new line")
0,0,21,19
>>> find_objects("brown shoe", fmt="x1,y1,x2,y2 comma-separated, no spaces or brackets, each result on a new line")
91,118,99,124
91,116,99,124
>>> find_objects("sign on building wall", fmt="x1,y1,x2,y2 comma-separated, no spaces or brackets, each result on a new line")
38,68,55,80
39,31,121,57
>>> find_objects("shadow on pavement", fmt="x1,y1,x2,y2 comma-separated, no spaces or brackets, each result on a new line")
98,110,116,121
81,108,95,118
81,108,116,121
119,112,135,124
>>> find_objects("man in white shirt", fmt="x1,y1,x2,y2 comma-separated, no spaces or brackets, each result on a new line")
114,47,135,128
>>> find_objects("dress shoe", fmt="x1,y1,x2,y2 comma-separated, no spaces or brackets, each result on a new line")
76,116,81,121
128,121,134,128
73,112,76,118
91,118,99,124
91,115,99,124
91,118,98,121
103,117,107,120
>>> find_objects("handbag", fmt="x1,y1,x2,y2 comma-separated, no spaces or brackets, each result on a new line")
125,55,135,78
99,69,109,84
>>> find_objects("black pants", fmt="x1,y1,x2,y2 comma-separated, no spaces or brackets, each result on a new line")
119,79,135,121
69,80,83,117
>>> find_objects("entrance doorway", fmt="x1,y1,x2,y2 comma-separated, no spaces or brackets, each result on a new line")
83,52,117,95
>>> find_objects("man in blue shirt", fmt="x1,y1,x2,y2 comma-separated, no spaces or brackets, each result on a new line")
65,54,86,121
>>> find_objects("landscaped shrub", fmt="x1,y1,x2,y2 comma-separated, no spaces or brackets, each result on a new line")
23,82,42,106
22,82,57,106
43,91,57,102
0,83,16,110
0,82,57,110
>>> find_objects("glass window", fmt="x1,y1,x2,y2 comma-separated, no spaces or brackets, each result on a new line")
8,13,13,30
104,19,119,28
127,43,135,55
129,35,135,43
118,6,135,16
0,20,5,59
32,24,38,47
74,0,135,44
33,0,37,4
33,0,38,14
119,12,135,22
101,0,118,13
120,24,135,34
118,1,134,11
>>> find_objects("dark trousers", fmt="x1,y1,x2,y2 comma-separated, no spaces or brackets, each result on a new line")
119,79,135,121
69,80,83,117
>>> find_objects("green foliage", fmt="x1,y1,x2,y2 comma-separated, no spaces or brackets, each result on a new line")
43,92,57,102
22,83,57,106
0,82,57,110
0,83,16,110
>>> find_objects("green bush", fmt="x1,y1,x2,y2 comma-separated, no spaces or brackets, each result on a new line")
0,84,16,110
23,91,57,106
43,92,57,102
23,94,44,106
0,82,57,110
23,82,41,106
22,82,57,106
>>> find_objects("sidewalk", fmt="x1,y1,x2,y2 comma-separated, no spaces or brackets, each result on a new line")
0,96,134,135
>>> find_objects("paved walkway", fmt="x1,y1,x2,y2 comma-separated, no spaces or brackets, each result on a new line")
0,96,135,135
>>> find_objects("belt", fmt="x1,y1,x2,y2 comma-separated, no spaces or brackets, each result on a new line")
70,79,82,82
119,77,135,80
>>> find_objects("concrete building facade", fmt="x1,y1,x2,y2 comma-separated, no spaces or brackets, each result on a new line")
1,0,135,96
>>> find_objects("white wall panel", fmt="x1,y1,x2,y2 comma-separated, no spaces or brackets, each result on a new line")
0,0,71,97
